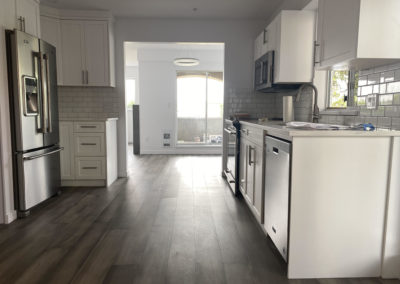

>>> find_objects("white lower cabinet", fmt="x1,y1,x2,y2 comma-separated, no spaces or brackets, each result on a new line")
75,157,106,180
240,126,265,224
60,122,74,180
59,119,118,187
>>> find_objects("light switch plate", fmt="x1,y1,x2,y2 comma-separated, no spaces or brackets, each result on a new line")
366,94,378,109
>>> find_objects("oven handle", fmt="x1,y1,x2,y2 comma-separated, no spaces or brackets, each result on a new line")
224,128,236,135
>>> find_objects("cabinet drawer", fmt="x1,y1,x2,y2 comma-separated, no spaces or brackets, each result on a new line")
74,121,105,133
75,157,105,180
74,133,105,156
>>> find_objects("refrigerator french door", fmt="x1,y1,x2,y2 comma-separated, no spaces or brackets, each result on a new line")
6,30,61,216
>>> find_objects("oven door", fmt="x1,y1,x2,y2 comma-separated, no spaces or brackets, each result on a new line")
224,127,237,193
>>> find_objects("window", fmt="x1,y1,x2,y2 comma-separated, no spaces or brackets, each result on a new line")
125,79,136,107
176,72,223,145
327,70,358,108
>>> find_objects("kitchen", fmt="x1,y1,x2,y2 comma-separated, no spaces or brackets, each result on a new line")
0,0,399,283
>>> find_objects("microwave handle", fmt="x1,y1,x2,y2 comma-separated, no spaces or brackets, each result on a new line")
260,61,264,84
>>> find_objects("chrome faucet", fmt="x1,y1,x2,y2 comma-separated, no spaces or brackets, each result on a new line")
295,83,320,123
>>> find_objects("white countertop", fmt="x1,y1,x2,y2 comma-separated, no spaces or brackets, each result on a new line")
239,120,400,141
59,117,119,122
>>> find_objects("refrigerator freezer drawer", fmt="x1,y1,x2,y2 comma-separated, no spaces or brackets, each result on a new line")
17,147,62,211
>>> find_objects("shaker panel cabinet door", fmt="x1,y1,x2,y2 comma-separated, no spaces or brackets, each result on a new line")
316,0,359,67
16,0,40,37
239,138,247,195
84,21,110,86
60,20,85,86
40,15,63,84
246,143,255,205
253,144,264,223
60,122,75,180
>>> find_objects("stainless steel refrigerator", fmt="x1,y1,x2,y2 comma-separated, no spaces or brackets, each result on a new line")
6,29,62,217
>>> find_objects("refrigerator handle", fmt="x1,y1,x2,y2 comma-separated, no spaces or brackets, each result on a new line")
23,147,64,161
32,51,44,133
44,54,52,133
40,52,48,134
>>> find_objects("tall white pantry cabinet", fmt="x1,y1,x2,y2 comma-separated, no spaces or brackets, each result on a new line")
40,7,115,87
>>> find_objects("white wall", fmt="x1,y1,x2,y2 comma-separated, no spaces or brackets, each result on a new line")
125,66,138,144
136,47,224,154
0,0,18,223
114,18,265,176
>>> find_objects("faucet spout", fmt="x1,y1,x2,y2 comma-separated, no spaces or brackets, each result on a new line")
296,83,320,123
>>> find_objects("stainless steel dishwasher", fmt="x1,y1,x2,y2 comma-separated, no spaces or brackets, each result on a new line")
264,135,291,262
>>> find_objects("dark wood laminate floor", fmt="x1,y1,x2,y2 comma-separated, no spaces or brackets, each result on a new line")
0,154,398,284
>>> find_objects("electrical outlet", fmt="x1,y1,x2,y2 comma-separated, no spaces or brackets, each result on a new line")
163,131,171,147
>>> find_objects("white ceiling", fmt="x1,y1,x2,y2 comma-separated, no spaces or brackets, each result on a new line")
41,0,285,20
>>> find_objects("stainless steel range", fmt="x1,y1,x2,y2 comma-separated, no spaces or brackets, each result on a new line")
223,119,240,196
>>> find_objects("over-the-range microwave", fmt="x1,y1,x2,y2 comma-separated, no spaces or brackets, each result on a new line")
254,50,300,93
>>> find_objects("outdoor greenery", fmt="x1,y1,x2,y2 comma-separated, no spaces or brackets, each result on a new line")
329,70,349,108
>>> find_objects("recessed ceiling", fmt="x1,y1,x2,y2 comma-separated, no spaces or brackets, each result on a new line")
40,0,285,20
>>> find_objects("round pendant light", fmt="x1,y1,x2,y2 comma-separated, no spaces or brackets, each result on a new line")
173,58,200,67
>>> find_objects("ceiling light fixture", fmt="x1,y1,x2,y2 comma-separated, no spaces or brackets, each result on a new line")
173,58,200,67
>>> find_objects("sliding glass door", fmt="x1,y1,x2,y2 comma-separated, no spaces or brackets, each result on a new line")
176,71,223,145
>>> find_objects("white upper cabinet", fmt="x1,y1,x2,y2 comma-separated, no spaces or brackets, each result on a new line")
15,0,41,37
40,8,115,87
83,21,110,86
254,10,315,84
40,12,63,84
273,11,315,84
60,19,114,87
60,20,86,86
316,0,400,70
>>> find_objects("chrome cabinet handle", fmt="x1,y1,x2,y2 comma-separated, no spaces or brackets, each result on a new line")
86,70,89,84
82,166,97,170
263,28,268,44
260,61,264,84
248,146,254,166
81,143,97,146
82,70,85,84
314,41,321,65
80,125,97,129
23,147,63,161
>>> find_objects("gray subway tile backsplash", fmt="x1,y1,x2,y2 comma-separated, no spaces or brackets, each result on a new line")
58,87,120,119
319,63,400,129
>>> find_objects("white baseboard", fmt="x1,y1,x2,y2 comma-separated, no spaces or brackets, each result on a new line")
141,147,222,155
4,210,17,224
61,180,106,187
118,171,128,178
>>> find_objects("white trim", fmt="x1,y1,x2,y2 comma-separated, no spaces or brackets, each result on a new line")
141,148,222,155
5,211,17,224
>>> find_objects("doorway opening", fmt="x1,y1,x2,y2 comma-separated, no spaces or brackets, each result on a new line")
124,42,224,157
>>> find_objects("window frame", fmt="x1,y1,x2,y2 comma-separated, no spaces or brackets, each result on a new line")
326,70,358,109
175,70,224,146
